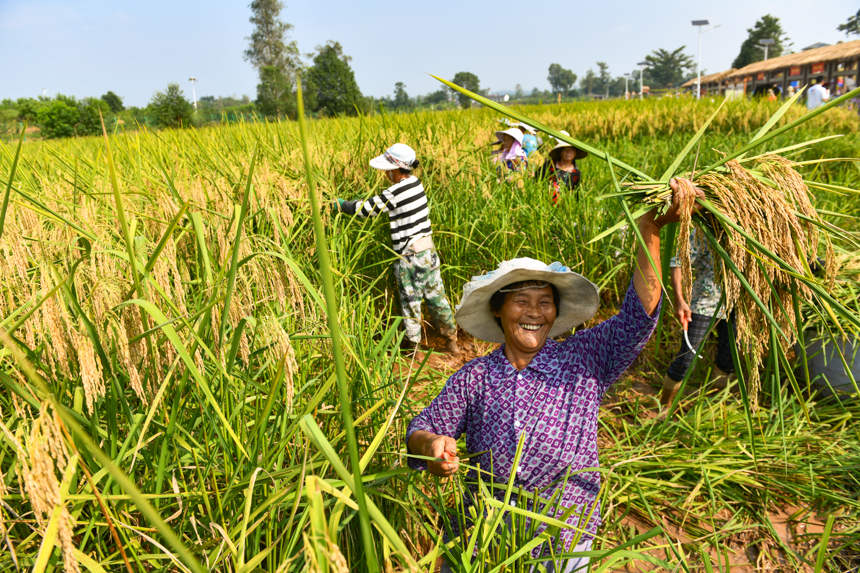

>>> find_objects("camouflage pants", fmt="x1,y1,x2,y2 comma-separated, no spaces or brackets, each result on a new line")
393,249,456,344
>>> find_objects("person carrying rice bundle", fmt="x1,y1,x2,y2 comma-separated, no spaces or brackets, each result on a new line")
662,232,737,407
406,179,701,570
335,143,460,354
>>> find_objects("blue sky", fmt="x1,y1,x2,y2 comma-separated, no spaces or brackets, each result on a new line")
1,0,856,107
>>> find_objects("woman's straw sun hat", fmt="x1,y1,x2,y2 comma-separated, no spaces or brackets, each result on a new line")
549,130,588,161
455,258,599,343
494,127,524,145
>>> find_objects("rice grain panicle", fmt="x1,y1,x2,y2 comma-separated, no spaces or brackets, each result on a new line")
683,156,835,403
673,177,699,305
17,405,80,573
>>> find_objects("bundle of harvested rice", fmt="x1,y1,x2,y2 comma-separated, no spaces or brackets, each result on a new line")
675,157,835,398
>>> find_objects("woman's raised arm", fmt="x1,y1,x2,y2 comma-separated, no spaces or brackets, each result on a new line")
633,178,703,315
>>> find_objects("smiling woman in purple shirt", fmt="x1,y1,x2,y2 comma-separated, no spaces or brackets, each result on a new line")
406,179,702,570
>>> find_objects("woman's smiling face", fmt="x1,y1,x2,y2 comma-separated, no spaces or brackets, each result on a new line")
494,285,558,363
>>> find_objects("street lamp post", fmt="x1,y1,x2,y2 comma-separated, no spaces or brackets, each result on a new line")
188,77,198,111
624,73,629,100
637,61,647,100
758,38,775,61
692,19,710,99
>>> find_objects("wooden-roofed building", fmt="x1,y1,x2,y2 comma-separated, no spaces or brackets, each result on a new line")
725,39,860,97
681,69,737,96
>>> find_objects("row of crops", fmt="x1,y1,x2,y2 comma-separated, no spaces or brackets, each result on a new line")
0,95,858,571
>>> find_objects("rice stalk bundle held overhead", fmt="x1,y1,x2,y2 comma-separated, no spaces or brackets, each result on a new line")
673,156,836,399
437,76,860,405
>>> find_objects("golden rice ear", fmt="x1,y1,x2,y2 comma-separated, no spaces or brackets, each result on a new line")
17,405,79,573
674,178,699,306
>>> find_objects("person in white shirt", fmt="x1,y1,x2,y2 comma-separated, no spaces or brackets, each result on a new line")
806,78,829,110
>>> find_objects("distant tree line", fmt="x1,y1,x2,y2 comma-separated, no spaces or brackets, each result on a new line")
546,46,699,99
538,13,809,101
0,87,257,140
6,10,856,140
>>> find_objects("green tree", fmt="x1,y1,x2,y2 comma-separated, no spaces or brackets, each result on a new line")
451,71,480,108
77,98,111,135
608,76,628,97
306,41,365,116
837,9,860,36
121,106,149,128
732,15,789,69
256,65,295,117
393,82,410,110
643,46,695,88
547,63,577,96
244,0,300,72
596,62,611,97
424,89,449,106
36,99,79,139
16,98,42,122
149,84,193,128
245,0,301,118
100,91,124,113
581,69,597,96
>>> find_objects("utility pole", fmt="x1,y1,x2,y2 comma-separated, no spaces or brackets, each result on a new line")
692,19,709,99
188,77,198,111
637,61,647,100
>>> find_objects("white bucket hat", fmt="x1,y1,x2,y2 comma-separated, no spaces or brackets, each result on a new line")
455,258,599,343
549,130,588,161
369,143,417,170
494,127,524,145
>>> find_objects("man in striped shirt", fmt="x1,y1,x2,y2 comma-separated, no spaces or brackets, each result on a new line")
336,143,460,353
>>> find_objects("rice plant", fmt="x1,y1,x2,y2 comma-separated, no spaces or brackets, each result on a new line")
0,92,857,571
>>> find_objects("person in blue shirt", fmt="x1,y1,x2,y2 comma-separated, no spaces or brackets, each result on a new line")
516,122,541,157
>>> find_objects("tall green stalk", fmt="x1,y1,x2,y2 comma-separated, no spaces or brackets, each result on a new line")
0,124,25,240
295,77,379,571
100,112,139,292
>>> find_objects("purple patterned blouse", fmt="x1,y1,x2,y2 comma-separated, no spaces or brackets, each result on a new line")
406,281,660,549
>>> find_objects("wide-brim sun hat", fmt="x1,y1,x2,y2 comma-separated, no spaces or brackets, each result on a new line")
455,257,599,343
495,127,524,146
549,130,588,161
369,142,417,170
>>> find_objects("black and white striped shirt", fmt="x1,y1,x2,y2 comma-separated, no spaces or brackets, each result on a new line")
349,176,433,254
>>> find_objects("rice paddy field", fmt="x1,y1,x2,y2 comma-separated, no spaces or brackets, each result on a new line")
0,95,859,572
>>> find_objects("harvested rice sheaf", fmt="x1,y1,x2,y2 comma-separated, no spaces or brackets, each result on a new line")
678,157,835,403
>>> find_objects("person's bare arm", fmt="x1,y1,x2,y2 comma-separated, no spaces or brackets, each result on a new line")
670,266,692,329
632,215,663,316
633,178,703,315
407,430,459,477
